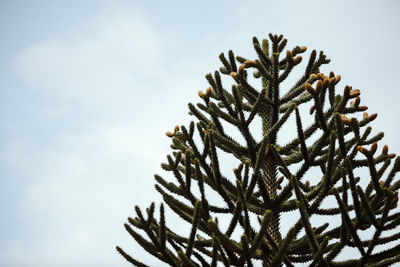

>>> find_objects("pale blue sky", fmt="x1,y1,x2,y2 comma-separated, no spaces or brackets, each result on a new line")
0,1,399,266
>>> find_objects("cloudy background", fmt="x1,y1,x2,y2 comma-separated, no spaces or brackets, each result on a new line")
0,0,399,266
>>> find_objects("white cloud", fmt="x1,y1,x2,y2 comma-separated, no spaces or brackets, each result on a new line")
13,11,165,117
17,122,166,266
5,7,179,266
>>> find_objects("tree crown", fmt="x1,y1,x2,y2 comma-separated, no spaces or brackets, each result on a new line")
117,34,400,267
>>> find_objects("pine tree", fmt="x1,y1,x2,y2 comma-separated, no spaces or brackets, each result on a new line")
116,34,400,266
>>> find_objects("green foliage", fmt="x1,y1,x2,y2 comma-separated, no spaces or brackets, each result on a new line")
117,34,400,266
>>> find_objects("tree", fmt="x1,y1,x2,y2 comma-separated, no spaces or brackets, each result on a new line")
116,34,400,266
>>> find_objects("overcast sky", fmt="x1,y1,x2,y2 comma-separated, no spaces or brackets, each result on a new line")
0,1,399,266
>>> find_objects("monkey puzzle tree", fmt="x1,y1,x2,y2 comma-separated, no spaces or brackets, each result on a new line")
116,34,400,266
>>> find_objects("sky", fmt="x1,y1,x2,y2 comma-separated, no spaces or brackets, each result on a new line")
0,0,399,266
